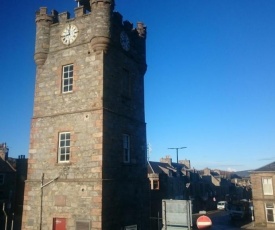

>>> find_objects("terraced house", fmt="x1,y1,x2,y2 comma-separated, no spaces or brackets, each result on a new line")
250,162,275,228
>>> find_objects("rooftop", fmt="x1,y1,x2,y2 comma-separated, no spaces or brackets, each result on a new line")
253,161,275,172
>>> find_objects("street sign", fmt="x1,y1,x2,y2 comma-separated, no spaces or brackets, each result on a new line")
196,215,212,229
162,200,192,230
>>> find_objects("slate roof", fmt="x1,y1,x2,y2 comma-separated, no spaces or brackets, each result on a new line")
148,161,173,174
148,161,188,175
254,161,275,172
0,157,16,173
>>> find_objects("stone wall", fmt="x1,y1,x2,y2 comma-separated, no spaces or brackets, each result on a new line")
23,2,149,229
251,172,275,228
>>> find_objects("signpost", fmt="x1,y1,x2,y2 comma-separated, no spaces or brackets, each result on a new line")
162,199,192,230
196,215,212,229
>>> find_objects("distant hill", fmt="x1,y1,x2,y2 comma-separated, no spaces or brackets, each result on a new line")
234,170,253,178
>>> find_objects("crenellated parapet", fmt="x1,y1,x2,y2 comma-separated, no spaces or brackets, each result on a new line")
111,12,147,73
90,0,114,11
34,0,146,62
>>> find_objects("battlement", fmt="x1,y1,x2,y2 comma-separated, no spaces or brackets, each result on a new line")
35,6,85,24
35,3,145,33
113,12,147,38
35,0,114,23
34,2,146,66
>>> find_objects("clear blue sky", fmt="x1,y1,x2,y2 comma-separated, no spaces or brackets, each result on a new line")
1,0,275,171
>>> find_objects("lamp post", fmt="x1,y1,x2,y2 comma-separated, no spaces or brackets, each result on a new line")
168,147,187,164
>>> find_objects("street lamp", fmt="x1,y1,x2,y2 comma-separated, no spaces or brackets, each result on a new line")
168,147,187,164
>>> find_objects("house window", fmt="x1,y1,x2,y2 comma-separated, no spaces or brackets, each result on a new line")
152,180,159,190
58,132,71,163
62,64,73,93
266,203,275,222
123,134,130,163
0,174,4,185
263,178,273,195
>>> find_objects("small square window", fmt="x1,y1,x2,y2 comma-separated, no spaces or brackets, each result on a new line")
76,221,90,230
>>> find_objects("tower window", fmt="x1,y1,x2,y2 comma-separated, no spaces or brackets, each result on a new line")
0,174,4,185
62,64,74,93
58,132,71,163
123,134,130,163
122,68,131,97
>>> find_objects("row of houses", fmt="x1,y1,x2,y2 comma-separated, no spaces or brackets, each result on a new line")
148,155,251,228
0,143,27,230
0,142,274,229
148,156,275,229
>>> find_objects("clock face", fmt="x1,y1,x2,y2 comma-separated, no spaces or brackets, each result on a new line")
120,31,130,51
61,24,79,45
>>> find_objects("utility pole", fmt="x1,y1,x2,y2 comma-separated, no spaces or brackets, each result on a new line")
168,147,187,164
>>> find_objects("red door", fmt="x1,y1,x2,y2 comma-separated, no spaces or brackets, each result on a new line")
53,218,66,230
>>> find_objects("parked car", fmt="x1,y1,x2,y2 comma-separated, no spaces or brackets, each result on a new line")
217,201,227,210
227,200,250,220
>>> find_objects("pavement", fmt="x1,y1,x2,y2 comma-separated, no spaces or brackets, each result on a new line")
193,210,266,229
241,222,268,229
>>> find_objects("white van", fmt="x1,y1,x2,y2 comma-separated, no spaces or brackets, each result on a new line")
217,201,227,210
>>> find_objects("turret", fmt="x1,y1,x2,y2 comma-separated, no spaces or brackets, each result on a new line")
90,0,115,52
34,7,56,66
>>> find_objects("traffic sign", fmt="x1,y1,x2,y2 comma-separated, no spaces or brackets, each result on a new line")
196,215,212,229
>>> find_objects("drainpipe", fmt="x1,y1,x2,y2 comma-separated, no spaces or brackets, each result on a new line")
40,173,59,230
40,173,44,230
3,203,7,230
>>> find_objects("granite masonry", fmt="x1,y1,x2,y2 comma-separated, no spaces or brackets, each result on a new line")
22,1,149,229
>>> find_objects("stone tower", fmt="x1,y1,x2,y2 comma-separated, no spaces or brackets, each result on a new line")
22,1,149,229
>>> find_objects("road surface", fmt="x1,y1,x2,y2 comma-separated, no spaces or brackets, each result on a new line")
193,210,252,230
